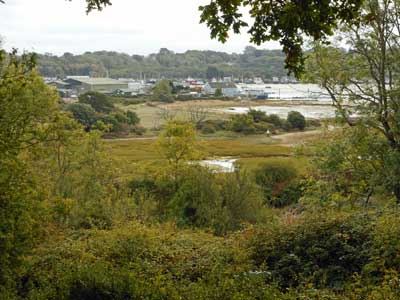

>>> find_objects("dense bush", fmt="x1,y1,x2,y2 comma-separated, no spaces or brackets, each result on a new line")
66,92,142,136
228,114,256,134
287,111,306,130
264,113,283,127
228,110,307,135
254,162,299,207
250,212,373,289
198,119,227,134
129,166,264,235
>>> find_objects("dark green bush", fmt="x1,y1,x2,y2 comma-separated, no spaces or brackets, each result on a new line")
273,181,304,207
248,109,267,122
287,111,306,130
264,114,283,128
66,103,97,130
250,213,373,289
228,114,256,134
254,162,298,207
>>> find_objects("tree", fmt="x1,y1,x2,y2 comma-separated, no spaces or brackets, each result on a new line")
198,0,364,76
152,79,174,103
214,87,223,97
0,49,58,291
67,103,97,131
305,0,400,202
126,110,140,125
287,111,306,130
157,121,198,186
78,91,114,114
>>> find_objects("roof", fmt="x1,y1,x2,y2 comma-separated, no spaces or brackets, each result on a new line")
48,80,71,86
66,77,125,85
207,82,237,89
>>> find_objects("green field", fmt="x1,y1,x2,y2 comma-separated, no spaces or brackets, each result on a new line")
105,132,315,177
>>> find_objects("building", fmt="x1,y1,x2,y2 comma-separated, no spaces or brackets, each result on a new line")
238,83,272,99
203,82,240,97
63,77,128,94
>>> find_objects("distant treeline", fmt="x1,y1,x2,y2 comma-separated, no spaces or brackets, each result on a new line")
37,46,286,79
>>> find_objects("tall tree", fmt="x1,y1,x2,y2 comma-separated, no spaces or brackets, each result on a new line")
157,121,198,187
0,50,58,292
152,79,174,103
305,0,400,202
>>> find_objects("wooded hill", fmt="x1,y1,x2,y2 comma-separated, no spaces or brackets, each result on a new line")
37,46,286,79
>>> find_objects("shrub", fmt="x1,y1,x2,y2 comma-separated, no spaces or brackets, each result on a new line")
249,212,373,289
228,114,256,134
287,111,306,130
199,119,227,132
254,122,274,133
248,109,267,122
273,181,304,207
264,114,283,128
254,162,298,207
169,166,220,228
126,110,140,125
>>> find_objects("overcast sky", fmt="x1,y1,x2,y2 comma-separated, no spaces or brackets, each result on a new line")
0,0,281,56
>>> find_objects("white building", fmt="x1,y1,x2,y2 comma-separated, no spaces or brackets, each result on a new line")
203,82,240,97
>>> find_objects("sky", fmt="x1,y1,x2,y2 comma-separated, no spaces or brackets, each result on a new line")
0,0,281,56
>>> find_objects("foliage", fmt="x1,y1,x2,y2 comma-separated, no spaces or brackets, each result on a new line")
198,119,226,134
170,167,264,234
254,162,299,207
214,87,223,97
287,111,306,130
309,126,397,207
157,121,198,184
305,0,400,202
250,211,372,289
66,93,141,135
66,103,97,131
228,114,256,134
228,110,303,135
78,91,114,113
37,48,287,79
199,0,363,76
0,49,58,291
153,79,174,103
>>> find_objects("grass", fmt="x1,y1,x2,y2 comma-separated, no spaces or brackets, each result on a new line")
237,156,310,174
105,137,311,178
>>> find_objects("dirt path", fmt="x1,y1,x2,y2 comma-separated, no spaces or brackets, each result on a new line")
269,129,322,146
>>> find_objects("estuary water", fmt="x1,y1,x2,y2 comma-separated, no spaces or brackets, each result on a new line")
222,105,337,119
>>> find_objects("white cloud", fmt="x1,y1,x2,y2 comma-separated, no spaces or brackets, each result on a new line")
0,0,281,55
